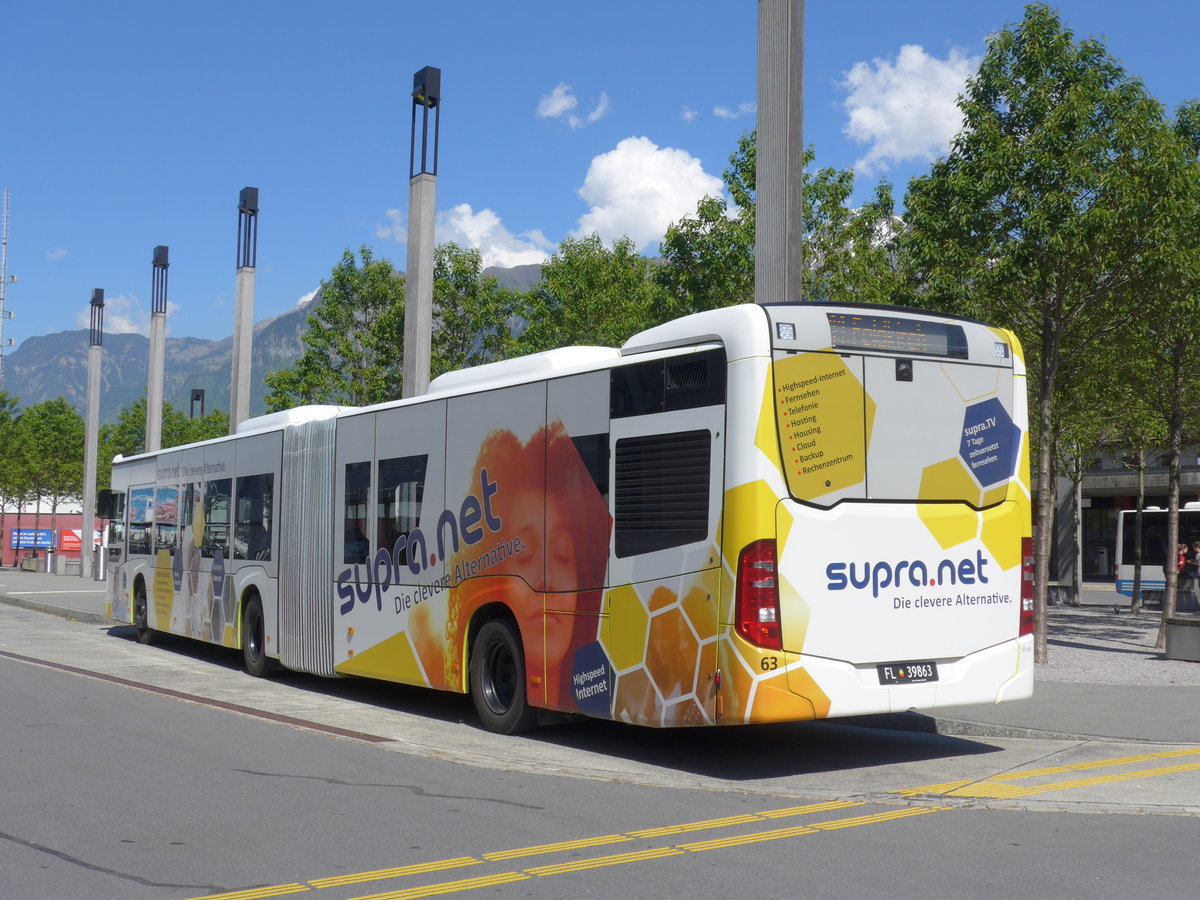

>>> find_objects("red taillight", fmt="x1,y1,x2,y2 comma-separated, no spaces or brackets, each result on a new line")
736,539,782,650
1020,537,1035,636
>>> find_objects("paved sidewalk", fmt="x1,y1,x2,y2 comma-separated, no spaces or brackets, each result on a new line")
3,568,1199,744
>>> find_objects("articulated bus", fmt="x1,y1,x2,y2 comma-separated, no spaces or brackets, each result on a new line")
104,302,1034,733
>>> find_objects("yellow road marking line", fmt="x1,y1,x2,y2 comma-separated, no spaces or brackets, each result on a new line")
757,799,863,818
187,885,308,900
893,779,974,796
629,799,865,837
629,813,763,837
976,747,1200,783
809,806,951,831
310,858,481,888
525,846,684,877
951,761,1200,799
347,871,528,900
677,823,817,852
483,833,630,861
894,747,1200,797
264,747,1200,900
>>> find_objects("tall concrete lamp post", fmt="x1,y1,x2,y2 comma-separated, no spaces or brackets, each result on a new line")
755,0,804,305
230,187,258,433
146,245,168,452
403,66,440,399
81,289,104,580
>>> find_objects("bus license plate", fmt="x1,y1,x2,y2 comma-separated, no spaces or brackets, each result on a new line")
877,661,938,685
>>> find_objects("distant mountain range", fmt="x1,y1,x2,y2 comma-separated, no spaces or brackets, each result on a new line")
2,263,543,424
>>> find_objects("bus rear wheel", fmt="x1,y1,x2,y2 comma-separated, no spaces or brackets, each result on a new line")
133,582,155,645
241,593,272,677
470,619,538,734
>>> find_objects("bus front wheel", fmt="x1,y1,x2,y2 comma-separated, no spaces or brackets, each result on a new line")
241,594,272,677
470,619,538,734
133,582,155,645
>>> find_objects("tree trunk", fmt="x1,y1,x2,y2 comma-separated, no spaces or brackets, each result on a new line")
1157,340,1186,650
1033,329,1061,664
1070,474,1082,606
1131,450,1145,615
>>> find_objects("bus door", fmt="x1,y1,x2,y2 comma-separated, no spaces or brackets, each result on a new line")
99,487,127,619
602,348,726,727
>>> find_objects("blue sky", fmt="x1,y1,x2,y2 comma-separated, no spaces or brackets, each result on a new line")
1,1,1195,351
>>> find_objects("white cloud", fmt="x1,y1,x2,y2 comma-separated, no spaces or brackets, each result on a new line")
45,247,68,261
377,204,551,269
572,91,610,129
538,83,578,119
72,293,156,335
714,101,755,120
375,208,406,244
540,83,609,130
573,136,725,252
681,106,698,123
295,289,318,308
436,204,554,269
841,44,977,175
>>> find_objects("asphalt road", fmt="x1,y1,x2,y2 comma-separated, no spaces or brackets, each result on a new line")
3,597,1200,899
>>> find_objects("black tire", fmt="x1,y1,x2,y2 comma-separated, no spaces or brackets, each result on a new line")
241,593,272,677
133,581,155,645
469,619,538,734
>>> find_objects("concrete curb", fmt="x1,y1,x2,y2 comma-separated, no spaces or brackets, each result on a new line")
0,594,115,627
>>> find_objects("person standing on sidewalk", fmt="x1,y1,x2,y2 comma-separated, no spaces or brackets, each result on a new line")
1182,542,1200,612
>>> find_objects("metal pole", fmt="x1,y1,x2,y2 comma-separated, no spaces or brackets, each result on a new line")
755,0,805,305
230,187,258,432
0,189,15,391
403,67,440,399
81,290,104,579
146,246,169,452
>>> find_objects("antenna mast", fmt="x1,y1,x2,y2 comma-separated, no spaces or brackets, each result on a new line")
0,189,13,390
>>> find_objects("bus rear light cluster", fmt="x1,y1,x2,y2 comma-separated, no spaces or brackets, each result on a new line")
736,539,782,651
1020,537,1035,636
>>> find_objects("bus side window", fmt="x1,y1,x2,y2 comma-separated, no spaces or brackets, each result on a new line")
377,455,428,565
101,491,127,546
155,485,179,555
203,479,232,558
235,474,274,561
344,461,371,564
614,429,711,558
128,487,154,555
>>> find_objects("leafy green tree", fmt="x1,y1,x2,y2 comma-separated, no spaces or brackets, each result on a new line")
1100,353,1168,615
264,245,406,410
1122,100,1200,647
432,243,519,377
657,132,756,318
658,132,903,318
902,4,1182,661
97,398,228,488
16,398,85,544
0,390,24,554
516,234,665,353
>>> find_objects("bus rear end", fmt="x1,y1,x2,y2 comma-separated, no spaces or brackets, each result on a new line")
721,303,1033,723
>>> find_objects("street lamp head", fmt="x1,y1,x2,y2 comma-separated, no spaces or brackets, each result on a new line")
412,66,441,108
91,288,104,308
153,245,169,269
238,187,259,215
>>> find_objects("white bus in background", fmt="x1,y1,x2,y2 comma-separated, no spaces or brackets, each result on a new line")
1115,505,1200,610
103,302,1033,733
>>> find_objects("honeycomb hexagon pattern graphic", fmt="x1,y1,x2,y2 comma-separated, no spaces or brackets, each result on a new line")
958,397,1018,488
602,574,718,727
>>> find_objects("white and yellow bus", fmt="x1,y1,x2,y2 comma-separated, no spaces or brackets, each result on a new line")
103,302,1033,733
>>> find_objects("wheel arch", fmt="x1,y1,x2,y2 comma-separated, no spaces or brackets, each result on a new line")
465,601,525,685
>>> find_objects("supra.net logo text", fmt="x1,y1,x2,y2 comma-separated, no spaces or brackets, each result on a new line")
826,550,990,599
